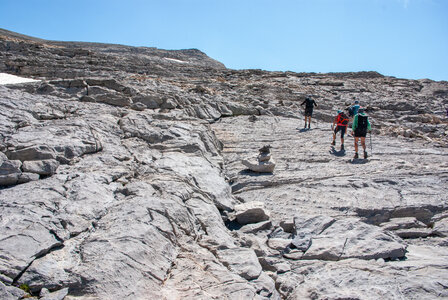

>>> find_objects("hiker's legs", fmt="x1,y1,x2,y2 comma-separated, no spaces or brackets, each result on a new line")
361,137,366,151
354,137,359,153
361,137,368,158
340,127,346,146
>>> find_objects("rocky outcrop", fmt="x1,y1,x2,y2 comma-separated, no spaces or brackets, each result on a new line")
0,29,447,299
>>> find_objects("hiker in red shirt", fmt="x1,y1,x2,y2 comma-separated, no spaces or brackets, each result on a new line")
331,110,349,151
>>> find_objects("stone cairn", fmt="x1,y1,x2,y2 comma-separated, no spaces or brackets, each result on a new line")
242,145,276,173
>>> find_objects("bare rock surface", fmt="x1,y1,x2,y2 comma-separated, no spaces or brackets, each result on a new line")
0,28,447,299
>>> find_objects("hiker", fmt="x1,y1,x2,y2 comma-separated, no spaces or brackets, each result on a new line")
331,110,349,151
348,100,360,118
352,108,371,159
301,96,318,129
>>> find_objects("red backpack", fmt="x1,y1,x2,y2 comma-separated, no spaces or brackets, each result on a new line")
338,112,349,126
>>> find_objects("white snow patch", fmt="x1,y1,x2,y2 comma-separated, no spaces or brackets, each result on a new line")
0,73,40,85
163,57,188,64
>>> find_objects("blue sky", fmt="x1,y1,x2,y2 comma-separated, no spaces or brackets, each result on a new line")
1,0,447,81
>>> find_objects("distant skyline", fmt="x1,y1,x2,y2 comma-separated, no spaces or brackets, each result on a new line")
1,0,447,81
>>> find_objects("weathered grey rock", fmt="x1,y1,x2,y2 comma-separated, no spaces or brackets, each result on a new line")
267,238,291,251
239,220,272,234
302,218,407,261
380,217,427,231
95,94,132,107
291,233,312,252
0,282,26,300
6,145,56,161
0,159,22,185
130,101,147,111
394,228,434,238
234,201,270,225
217,247,263,280
433,217,448,237
40,287,69,300
17,172,40,183
0,152,7,161
132,94,161,109
242,159,276,173
22,159,59,175
292,214,335,251
251,272,282,299
0,159,22,175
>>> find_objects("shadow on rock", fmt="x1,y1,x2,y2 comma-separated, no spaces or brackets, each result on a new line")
297,128,311,133
239,169,274,176
329,146,346,157
348,158,369,164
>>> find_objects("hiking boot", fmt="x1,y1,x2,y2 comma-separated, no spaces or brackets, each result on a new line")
354,152,359,159
331,140,336,146
364,151,368,159
308,125,311,129
340,144,344,151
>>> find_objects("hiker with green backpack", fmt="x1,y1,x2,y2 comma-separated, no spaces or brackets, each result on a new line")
351,108,371,159
331,110,349,151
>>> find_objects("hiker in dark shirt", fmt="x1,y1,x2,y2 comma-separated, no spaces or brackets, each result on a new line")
348,100,360,119
352,108,371,159
301,96,317,129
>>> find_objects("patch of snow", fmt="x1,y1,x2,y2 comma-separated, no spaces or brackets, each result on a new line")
0,73,40,85
163,57,188,64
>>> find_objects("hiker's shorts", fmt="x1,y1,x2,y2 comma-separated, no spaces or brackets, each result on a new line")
354,129,367,138
334,125,347,139
305,108,313,117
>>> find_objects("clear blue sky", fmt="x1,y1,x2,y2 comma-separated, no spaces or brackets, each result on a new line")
1,0,447,81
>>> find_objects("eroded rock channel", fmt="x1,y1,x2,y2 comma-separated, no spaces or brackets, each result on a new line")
1,28,447,299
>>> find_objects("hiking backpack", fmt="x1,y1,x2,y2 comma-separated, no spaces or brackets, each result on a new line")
348,107,354,117
339,113,349,126
357,115,368,131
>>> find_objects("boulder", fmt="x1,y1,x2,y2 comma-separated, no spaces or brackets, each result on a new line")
394,228,433,239
0,159,22,175
6,145,55,161
302,218,407,261
22,159,59,175
380,217,427,231
130,102,147,111
132,94,161,109
234,201,270,225
95,94,132,107
0,159,22,186
17,172,40,183
40,287,69,300
433,217,448,237
217,247,263,280
239,220,272,234
0,174,19,186
0,282,26,300
268,238,292,251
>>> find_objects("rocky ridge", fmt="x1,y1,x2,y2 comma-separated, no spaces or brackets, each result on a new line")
0,28,447,299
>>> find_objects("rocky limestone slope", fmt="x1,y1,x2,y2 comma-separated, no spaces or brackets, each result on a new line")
0,28,447,299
